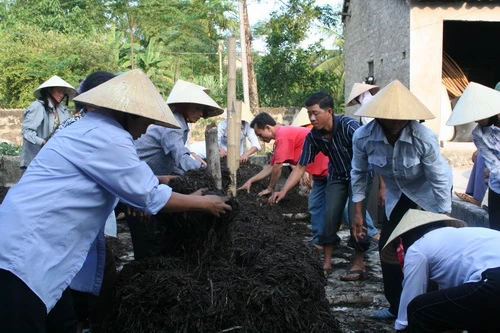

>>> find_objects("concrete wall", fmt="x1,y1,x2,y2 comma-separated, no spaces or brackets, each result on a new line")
0,155,23,187
343,0,411,118
0,109,23,145
409,1,500,137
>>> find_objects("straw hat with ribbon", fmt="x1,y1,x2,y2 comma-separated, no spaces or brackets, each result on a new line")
446,82,500,126
346,83,380,107
241,101,255,123
166,80,223,118
355,80,435,120
34,75,76,99
291,108,310,127
73,69,180,129
381,209,467,265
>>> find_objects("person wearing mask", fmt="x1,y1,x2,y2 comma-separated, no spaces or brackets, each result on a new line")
0,69,231,332
351,80,453,319
447,81,500,230
20,75,76,169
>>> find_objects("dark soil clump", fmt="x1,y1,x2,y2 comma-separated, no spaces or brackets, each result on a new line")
103,163,340,332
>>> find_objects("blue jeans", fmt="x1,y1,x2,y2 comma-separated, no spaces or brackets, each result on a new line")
308,177,327,244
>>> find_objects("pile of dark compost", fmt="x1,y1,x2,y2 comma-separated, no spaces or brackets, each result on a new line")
103,163,340,332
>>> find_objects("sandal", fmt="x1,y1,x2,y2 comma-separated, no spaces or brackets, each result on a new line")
454,191,480,206
324,267,334,277
370,308,396,320
339,269,366,281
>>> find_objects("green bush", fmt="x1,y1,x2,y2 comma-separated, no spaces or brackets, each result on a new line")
0,143,22,156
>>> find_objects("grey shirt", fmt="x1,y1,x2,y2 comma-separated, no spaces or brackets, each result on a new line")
20,100,69,168
135,112,201,175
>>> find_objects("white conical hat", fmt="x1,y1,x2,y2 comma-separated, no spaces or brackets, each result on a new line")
34,75,76,99
346,83,380,107
241,101,254,123
166,80,223,118
381,209,466,264
355,80,435,120
73,69,180,129
446,82,500,126
291,108,310,127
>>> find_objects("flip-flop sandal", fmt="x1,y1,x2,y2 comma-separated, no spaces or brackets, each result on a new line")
370,308,396,320
339,269,366,281
323,267,334,277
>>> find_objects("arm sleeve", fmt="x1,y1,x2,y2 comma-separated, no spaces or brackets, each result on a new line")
473,126,500,184
82,137,172,216
21,102,45,145
297,134,318,167
420,133,452,213
217,121,226,147
395,249,429,331
351,130,370,203
161,128,202,173
246,126,262,150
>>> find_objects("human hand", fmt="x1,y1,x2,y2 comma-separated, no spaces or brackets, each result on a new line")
378,188,386,206
268,191,285,205
157,175,178,185
472,150,479,163
258,188,272,197
126,205,149,217
237,180,252,193
219,147,227,158
300,172,311,189
203,195,232,217
239,153,250,163
351,213,367,242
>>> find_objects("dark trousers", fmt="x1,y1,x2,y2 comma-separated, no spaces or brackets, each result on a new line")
126,214,161,260
408,267,500,333
379,194,417,315
488,188,500,231
320,178,370,252
0,269,77,333
71,240,117,332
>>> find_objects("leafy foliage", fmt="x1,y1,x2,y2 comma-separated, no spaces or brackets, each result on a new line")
0,142,22,156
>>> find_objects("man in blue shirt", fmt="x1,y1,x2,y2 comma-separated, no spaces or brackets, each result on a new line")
270,91,371,281
351,80,452,319
0,70,231,332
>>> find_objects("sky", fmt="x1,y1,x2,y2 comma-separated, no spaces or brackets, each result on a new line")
245,0,344,53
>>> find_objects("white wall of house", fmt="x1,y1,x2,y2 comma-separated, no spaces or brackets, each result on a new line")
409,1,500,138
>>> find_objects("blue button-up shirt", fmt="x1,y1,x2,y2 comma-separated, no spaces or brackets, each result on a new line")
297,115,359,181
351,120,452,217
473,124,500,194
135,112,201,176
0,110,171,312
218,120,261,154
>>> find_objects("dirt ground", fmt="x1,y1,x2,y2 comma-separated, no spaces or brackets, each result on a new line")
0,165,396,332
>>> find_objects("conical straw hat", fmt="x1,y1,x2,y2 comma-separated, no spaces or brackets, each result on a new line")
241,101,254,123
73,69,180,129
355,80,435,120
446,82,500,126
291,108,310,127
381,209,467,264
346,83,380,107
166,80,223,118
34,75,76,99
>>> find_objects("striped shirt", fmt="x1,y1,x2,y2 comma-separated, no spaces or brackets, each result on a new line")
297,115,359,181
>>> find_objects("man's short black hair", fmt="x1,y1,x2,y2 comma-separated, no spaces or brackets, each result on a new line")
304,91,334,110
250,112,276,129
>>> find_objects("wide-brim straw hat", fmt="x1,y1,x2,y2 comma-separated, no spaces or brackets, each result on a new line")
34,75,76,99
446,82,500,126
73,69,180,129
291,108,310,127
346,83,380,107
355,80,435,120
166,80,223,118
241,101,254,123
381,209,467,265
